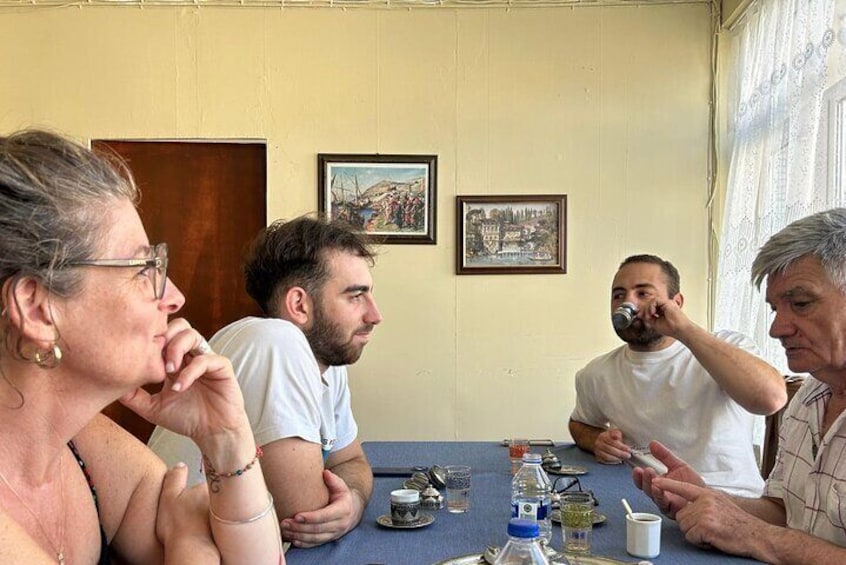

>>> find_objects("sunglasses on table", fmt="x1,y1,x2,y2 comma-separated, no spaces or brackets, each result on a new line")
551,475,599,507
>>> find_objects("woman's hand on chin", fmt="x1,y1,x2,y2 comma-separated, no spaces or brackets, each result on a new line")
120,318,250,446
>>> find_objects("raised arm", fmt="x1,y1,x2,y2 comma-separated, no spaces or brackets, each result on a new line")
646,299,787,415
120,319,283,564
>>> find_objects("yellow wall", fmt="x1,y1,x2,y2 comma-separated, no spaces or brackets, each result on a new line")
0,4,713,441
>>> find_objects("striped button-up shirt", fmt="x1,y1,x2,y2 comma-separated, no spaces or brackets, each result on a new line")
763,376,846,546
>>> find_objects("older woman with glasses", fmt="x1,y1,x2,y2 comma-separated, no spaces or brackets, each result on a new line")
0,130,283,564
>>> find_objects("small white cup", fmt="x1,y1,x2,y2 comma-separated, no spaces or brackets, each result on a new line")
626,512,662,558
390,489,421,525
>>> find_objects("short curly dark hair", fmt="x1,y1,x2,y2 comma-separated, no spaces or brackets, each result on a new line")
618,254,681,297
244,215,376,316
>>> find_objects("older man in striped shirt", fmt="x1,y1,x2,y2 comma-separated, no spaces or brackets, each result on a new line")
634,208,846,564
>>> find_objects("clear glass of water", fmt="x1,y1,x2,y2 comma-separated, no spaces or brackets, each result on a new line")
444,465,471,513
560,492,593,553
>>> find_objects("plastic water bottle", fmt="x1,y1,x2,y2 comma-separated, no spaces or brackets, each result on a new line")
493,518,551,565
511,452,552,544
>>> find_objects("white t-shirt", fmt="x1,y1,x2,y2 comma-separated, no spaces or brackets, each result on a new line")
569,330,765,497
148,317,358,486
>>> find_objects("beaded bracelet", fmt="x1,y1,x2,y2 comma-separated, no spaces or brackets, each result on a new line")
203,446,263,493
209,491,275,525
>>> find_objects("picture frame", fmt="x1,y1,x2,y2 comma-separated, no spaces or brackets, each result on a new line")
318,153,437,244
456,194,567,275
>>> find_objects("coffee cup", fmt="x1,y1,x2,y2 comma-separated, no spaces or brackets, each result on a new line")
390,489,421,525
626,512,662,558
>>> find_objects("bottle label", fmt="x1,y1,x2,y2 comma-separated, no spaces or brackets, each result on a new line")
511,500,550,520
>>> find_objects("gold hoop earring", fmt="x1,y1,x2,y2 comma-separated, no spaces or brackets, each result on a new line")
34,343,63,370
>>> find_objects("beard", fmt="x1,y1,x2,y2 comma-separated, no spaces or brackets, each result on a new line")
614,318,666,348
304,305,372,368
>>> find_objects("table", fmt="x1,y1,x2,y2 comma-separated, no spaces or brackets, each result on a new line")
284,442,763,564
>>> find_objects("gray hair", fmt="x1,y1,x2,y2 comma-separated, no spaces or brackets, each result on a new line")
751,208,846,290
0,129,139,299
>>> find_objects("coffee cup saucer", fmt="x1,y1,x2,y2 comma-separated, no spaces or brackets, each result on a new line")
545,464,588,476
376,513,435,529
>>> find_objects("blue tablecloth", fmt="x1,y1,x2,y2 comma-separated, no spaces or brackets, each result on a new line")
284,442,762,564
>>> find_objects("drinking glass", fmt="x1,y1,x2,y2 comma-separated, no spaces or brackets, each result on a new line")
560,492,594,554
444,465,471,513
508,438,530,474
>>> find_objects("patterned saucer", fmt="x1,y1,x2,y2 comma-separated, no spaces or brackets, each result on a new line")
376,513,435,529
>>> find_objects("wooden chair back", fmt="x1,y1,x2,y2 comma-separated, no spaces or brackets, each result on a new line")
760,375,806,478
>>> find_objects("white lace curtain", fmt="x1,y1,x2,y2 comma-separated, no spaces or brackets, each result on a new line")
716,0,846,373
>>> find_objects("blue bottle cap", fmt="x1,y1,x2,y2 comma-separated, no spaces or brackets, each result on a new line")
507,518,540,538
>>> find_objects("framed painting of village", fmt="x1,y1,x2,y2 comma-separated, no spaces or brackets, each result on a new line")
456,195,567,275
317,153,437,244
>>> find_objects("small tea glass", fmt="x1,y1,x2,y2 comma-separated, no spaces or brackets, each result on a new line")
444,465,471,513
560,492,594,554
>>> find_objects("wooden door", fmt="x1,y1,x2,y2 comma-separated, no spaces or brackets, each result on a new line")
93,140,266,442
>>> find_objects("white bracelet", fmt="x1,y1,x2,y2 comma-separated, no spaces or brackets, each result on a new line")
209,492,274,525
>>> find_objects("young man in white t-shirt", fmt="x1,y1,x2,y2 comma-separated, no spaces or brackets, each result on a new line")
149,216,382,548
568,254,786,496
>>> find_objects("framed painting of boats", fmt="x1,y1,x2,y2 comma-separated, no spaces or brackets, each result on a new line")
456,194,567,275
317,153,437,244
